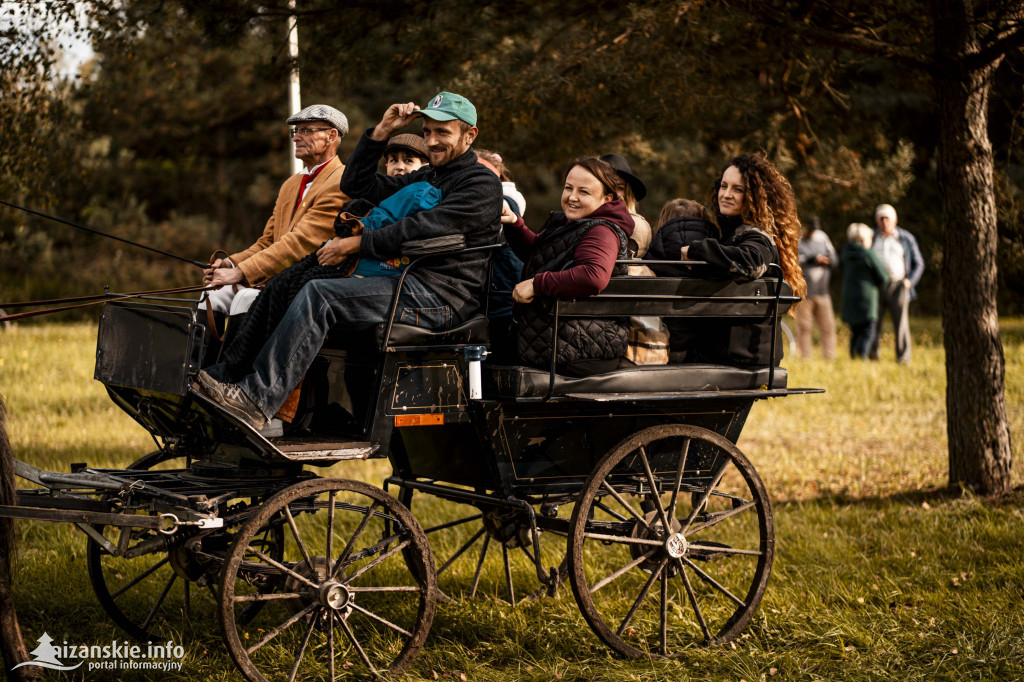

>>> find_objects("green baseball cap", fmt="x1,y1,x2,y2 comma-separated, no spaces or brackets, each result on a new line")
415,91,477,127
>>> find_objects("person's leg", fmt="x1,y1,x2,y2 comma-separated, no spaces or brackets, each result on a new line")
795,298,814,359
236,274,450,420
815,295,837,360
228,287,261,316
849,322,865,358
870,283,896,360
199,286,236,314
892,283,912,363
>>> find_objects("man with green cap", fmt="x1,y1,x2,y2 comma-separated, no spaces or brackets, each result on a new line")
196,92,502,430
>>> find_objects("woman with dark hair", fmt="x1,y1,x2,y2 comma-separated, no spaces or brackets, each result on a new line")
678,152,807,367
501,156,635,375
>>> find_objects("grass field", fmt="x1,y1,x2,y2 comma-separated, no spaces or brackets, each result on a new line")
0,319,1021,681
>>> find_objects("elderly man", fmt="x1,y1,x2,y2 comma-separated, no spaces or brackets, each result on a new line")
198,91,501,429
869,203,924,363
200,104,350,315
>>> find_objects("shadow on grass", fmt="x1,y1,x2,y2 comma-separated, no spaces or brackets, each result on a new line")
777,484,1024,510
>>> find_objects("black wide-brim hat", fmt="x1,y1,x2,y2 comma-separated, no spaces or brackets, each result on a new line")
600,153,647,201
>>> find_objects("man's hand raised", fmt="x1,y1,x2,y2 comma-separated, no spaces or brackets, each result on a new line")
370,102,421,141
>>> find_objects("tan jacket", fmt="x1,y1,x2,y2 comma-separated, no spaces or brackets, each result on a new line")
229,155,348,285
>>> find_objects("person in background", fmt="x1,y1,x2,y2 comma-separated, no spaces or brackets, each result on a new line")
601,154,651,259
869,203,924,363
502,156,634,375
796,215,838,360
679,152,806,367
201,104,350,316
841,223,890,359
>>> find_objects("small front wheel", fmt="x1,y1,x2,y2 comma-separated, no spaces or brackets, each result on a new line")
220,478,436,681
568,424,774,657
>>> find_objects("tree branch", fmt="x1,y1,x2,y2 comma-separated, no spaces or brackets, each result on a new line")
971,20,1024,69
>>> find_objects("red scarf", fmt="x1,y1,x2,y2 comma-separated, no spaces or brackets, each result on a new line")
293,161,329,216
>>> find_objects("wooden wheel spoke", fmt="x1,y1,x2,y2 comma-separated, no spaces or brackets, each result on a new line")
327,611,335,682
325,490,336,581
639,446,673,532
350,602,413,638
333,501,380,578
584,531,662,547
437,527,486,576
680,469,728,535
660,567,669,656
140,573,176,630
286,611,319,682
246,602,318,655
677,559,711,642
338,615,379,676
110,556,169,599
249,547,319,590
666,438,691,520
594,500,629,522
470,534,491,597
423,513,483,534
343,538,411,584
688,542,762,557
591,549,658,594
616,558,667,637
687,500,758,535
348,585,424,593
600,481,653,531
284,505,317,580
233,591,308,603
682,557,746,608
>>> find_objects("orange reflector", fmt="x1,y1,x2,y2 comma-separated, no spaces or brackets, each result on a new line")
394,414,445,427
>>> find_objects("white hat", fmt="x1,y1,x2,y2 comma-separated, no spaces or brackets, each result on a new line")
287,104,349,136
874,204,897,223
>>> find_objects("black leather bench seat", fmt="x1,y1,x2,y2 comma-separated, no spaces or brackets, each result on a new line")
485,363,787,398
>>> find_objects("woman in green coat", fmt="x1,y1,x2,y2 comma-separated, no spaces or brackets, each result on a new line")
841,223,890,359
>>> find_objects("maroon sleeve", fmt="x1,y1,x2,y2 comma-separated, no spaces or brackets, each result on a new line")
533,224,619,297
502,215,537,262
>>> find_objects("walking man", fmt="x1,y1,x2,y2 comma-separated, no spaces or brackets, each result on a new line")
869,203,924,363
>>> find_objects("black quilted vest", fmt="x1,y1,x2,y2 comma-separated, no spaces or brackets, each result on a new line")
516,213,630,368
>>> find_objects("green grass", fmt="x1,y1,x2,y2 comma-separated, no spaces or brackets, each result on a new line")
0,319,1022,681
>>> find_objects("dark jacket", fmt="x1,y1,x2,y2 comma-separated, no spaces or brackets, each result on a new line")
686,217,782,367
340,130,502,322
513,201,634,369
643,216,719,276
840,242,889,325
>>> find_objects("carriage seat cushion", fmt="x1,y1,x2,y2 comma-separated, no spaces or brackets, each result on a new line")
484,363,786,398
324,315,490,349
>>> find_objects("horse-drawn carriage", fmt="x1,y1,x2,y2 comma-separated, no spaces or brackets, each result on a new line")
1,247,821,681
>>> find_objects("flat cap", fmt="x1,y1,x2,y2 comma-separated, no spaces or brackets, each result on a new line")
286,104,349,136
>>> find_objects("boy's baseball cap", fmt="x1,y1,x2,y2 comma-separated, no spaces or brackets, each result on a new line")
415,91,477,127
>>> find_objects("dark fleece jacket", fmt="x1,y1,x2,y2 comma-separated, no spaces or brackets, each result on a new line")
643,216,719,276
340,129,502,321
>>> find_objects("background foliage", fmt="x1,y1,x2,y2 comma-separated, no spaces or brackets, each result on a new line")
0,0,1022,313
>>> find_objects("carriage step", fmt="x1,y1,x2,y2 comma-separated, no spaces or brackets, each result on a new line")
270,438,378,462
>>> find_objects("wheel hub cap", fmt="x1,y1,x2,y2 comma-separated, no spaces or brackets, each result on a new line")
320,581,351,611
664,532,688,559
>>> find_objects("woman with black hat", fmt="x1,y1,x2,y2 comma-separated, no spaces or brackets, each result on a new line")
600,154,652,259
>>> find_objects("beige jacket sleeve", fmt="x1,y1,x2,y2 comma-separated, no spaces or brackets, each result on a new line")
229,157,349,285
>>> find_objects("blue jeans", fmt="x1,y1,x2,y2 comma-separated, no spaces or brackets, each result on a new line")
209,274,451,419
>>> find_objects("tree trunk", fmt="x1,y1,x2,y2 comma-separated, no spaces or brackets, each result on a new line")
933,0,1013,494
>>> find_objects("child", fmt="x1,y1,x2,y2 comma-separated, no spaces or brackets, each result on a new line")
643,198,718,276
383,133,430,177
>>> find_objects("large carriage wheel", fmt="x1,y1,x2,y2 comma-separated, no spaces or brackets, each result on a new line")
397,487,568,605
568,424,774,657
220,478,436,682
87,450,282,641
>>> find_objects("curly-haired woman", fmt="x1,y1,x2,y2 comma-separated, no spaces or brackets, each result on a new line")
679,152,806,367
